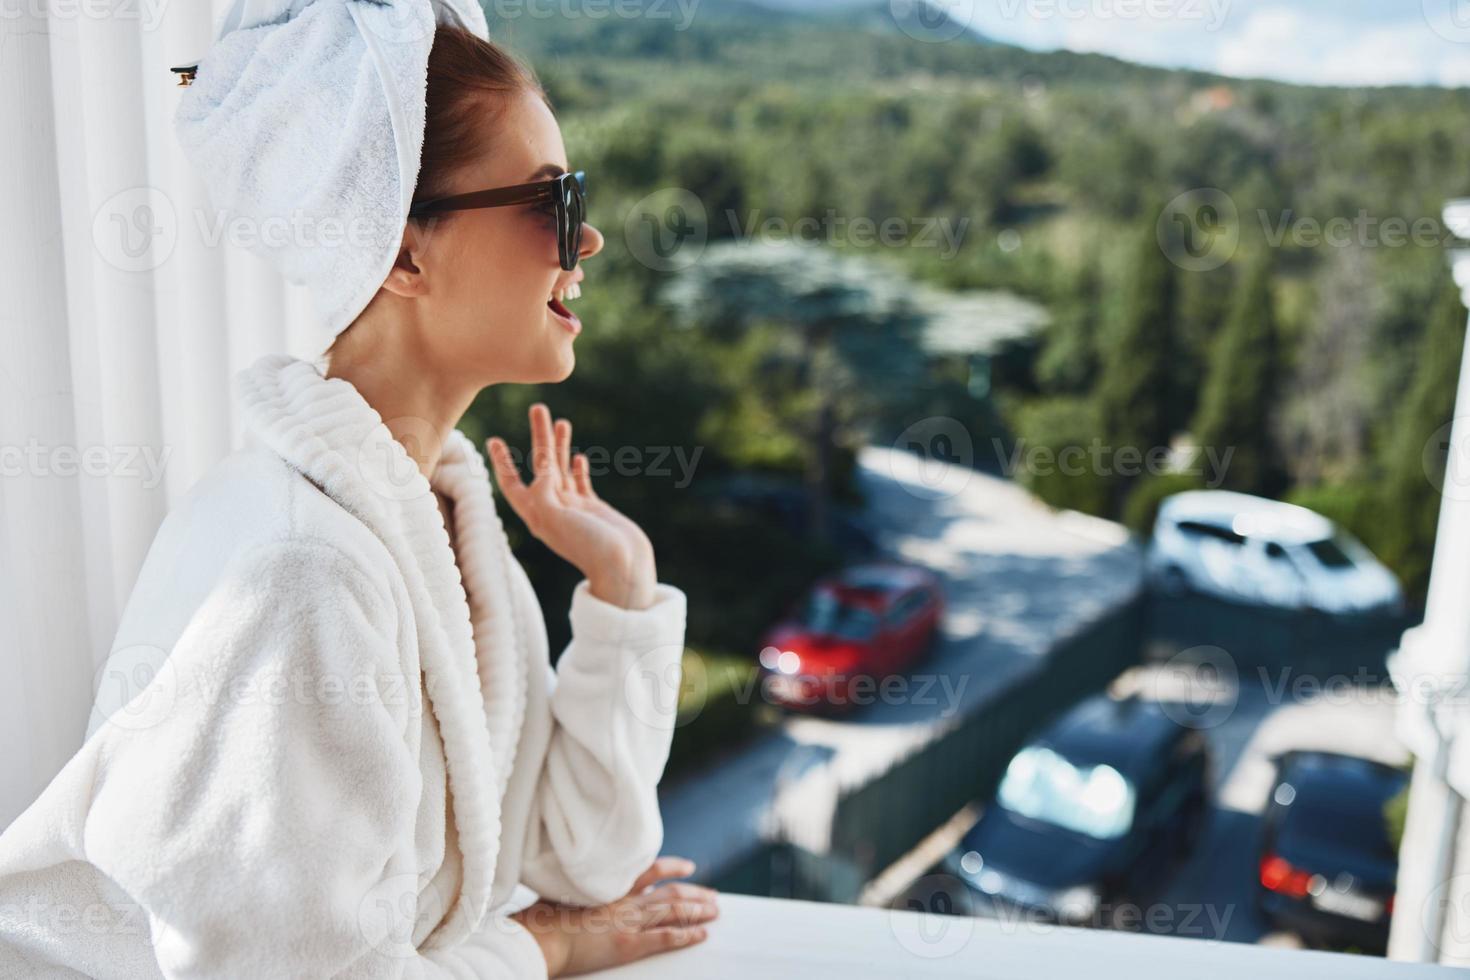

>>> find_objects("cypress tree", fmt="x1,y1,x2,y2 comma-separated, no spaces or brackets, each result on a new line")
1376,275,1467,603
1095,221,1179,510
1191,253,1284,496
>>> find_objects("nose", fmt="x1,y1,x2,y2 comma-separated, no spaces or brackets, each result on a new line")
579,222,604,262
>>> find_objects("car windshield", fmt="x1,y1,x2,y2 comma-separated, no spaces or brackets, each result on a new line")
801,592,879,641
1306,536,1355,569
997,746,1137,841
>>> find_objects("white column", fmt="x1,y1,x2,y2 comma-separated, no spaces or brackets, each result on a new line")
226,246,289,442
48,4,171,620
285,278,329,365
0,11,97,827
142,1,233,503
1389,200,1470,962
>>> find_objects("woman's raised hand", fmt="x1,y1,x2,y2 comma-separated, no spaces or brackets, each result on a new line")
487,403,658,610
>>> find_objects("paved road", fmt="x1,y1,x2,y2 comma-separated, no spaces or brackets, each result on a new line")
658,444,1142,880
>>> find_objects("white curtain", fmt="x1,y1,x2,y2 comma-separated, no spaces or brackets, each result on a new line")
0,2,324,828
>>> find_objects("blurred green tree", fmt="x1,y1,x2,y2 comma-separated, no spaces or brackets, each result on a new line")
1191,252,1286,496
1094,221,1181,511
663,241,929,546
1374,275,1467,603
1036,259,1102,396
1009,396,1112,515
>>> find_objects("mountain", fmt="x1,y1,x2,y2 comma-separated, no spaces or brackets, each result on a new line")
488,0,995,51
492,0,1202,92
720,0,993,44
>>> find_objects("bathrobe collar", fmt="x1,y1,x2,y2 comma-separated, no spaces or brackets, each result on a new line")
233,353,527,947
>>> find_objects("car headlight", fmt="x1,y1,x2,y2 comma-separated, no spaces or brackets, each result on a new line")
1052,885,1101,921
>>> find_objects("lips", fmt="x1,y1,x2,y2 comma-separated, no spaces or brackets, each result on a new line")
547,294,580,334
548,273,583,335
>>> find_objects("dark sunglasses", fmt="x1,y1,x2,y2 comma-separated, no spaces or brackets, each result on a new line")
408,170,587,271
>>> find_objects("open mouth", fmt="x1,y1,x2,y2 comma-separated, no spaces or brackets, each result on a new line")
548,281,582,334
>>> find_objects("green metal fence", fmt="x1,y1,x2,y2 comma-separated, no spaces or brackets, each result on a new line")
1145,593,1415,680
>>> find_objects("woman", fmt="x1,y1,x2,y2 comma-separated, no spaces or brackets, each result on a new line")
0,3,716,977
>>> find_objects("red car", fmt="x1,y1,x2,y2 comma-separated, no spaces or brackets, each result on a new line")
758,562,944,714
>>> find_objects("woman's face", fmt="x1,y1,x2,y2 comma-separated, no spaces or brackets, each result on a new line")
409,88,604,386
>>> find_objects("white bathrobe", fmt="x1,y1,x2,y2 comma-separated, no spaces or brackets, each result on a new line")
0,353,688,979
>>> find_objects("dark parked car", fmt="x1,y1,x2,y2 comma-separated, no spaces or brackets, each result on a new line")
945,694,1210,926
758,562,943,714
1257,751,1408,952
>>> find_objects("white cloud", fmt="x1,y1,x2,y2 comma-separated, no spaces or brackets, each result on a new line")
954,0,1469,87
1215,7,1469,86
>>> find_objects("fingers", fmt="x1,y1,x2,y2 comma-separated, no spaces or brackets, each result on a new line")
555,418,573,486
485,437,529,511
628,856,696,896
624,924,709,959
531,404,583,503
507,404,596,504
638,883,720,928
573,454,596,498
529,403,560,486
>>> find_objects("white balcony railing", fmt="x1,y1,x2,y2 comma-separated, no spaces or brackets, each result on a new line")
584,894,1460,978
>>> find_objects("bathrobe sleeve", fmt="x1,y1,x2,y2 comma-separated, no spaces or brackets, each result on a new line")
81,537,546,979
517,577,688,905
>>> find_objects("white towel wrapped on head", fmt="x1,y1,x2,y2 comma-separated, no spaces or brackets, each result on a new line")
176,0,488,353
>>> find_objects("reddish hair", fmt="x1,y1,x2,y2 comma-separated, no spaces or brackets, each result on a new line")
326,26,543,358
414,25,546,203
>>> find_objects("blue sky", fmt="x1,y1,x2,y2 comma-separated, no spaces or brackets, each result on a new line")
951,0,1470,87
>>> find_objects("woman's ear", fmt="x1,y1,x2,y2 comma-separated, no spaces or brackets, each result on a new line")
380,222,432,298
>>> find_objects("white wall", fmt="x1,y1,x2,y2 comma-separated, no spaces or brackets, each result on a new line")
0,4,323,829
